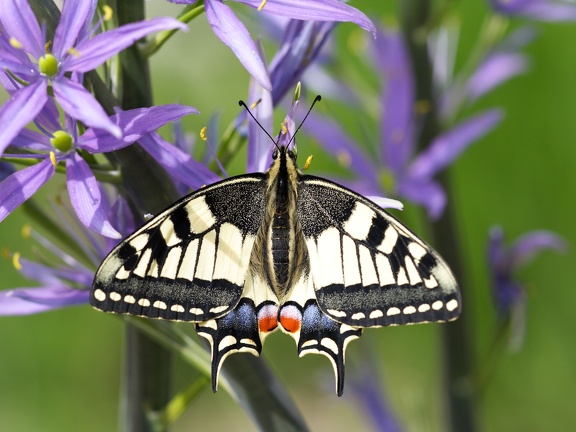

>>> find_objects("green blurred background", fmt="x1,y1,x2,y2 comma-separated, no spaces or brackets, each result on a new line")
1,1,575,431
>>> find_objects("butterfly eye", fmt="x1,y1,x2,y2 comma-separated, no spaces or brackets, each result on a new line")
272,149,279,159
287,149,295,159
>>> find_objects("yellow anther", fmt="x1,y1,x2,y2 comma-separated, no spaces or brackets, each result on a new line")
9,37,22,49
49,152,57,167
44,40,52,54
280,123,288,135
257,0,267,11
200,127,208,141
103,5,113,21
12,252,22,271
250,99,262,109
303,155,314,170
21,224,31,239
67,47,81,58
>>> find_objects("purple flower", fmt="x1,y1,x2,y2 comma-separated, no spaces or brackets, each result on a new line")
169,0,375,90
0,103,197,237
0,0,186,154
0,194,134,316
488,227,567,348
304,26,502,219
489,0,576,21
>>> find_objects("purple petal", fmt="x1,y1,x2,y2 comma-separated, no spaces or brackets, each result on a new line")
491,0,576,21
234,0,376,34
18,256,93,287
53,0,97,58
79,104,198,153
0,0,44,57
10,129,52,151
468,52,529,101
63,17,187,73
0,80,48,155
66,153,121,239
138,133,221,189
408,109,503,180
205,0,272,90
398,178,446,219
510,231,568,267
373,26,415,174
53,78,122,138
0,286,89,316
304,113,378,184
247,80,274,172
0,158,55,222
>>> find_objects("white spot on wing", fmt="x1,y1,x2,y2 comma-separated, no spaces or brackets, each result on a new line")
189,307,203,315
369,310,384,319
424,275,439,289
408,242,427,263
403,306,416,314
212,223,252,287
171,304,185,313
316,227,344,288
153,300,167,310
160,217,181,247
129,234,149,251
418,303,430,312
133,248,152,278
177,239,199,281
160,246,182,280
343,202,375,241
186,196,216,234
378,225,398,254
405,256,422,285
342,235,361,286
110,292,121,301
138,299,151,307
94,289,106,301
375,254,395,286
351,312,365,320
320,337,339,354
210,305,229,314
124,295,136,304
218,335,237,351
194,230,216,281
396,266,409,285
446,299,458,311
327,309,347,318
432,300,443,310
359,246,379,286
387,307,401,316
115,266,131,280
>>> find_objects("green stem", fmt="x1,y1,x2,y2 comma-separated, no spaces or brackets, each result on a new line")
399,2,477,431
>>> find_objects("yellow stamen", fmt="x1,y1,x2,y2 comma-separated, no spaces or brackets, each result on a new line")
12,252,22,271
67,47,81,58
303,155,314,170
44,40,52,54
9,37,22,49
280,123,288,135
21,224,31,239
49,152,57,167
337,150,351,167
103,5,113,21
257,0,267,11
250,99,262,109
200,127,208,141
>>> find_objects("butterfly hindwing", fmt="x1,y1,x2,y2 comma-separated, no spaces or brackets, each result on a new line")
297,175,461,328
91,175,268,322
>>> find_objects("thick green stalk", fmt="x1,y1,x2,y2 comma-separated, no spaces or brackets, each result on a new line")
398,1,477,431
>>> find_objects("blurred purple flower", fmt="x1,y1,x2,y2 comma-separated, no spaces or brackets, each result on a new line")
0,103,197,238
0,194,134,316
169,0,375,91
305,26,502,219
488,226,567,348
489,0,576,21
0,0,186,154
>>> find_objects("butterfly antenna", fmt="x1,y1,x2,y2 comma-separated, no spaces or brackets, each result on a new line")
288,95,322,147
239,100,278,149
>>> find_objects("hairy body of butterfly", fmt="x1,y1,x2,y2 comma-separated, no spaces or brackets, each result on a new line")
91,145,461,395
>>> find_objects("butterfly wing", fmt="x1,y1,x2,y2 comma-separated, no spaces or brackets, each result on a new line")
91,175,268,322
297,175,461,328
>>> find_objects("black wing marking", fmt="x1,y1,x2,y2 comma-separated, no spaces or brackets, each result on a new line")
91,175,267,322
297,175,461,327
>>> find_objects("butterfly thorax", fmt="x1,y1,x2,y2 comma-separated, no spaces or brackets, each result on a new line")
250,146,308,300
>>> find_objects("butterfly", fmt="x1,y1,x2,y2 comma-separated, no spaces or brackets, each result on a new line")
91,97,461,395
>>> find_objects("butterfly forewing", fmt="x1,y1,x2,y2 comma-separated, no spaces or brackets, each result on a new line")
297,176,461,328
91,175,268,322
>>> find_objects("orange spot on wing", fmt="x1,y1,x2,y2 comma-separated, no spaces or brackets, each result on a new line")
279,316,301,333
258,315,278,333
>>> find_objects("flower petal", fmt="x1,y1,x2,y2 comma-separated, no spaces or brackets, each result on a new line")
63,17,187,73
374,26,415,175
408,109,503,180
235,0,376,34
53,78,122,138
0,158,55,223
490,0,576,21
53,0,97,58
205,0,272,90
398,178,446,219
79,105,198,153
467,52,529,101
0,0,44,57
0,286,89,316
0,80,48,155
510,231,568,268
247,77,274,172
138,133,221,189
66,153,121,239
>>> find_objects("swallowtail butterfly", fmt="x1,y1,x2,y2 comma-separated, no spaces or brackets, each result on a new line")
91,97,461,395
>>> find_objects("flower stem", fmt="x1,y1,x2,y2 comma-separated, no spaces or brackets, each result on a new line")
399,1,477,430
